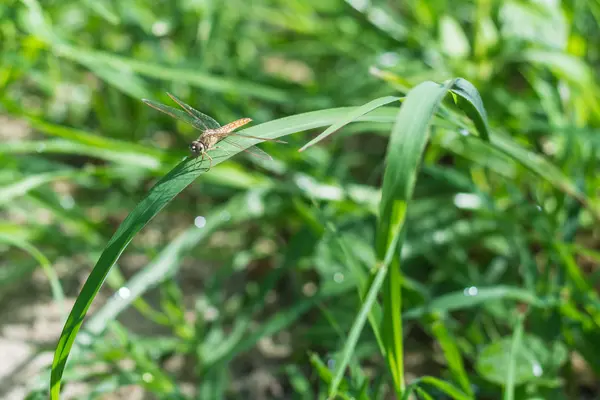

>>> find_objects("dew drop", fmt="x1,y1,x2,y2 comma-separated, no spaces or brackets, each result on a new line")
117,287,131,299
454,193,481,209
333,272,345,283
532,362,543,377
142,372,154,383
194,216,207,228
463,286,478,296
432,230,447,244
151,21,170,37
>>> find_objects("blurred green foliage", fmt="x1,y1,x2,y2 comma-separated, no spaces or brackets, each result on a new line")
1,0,600,399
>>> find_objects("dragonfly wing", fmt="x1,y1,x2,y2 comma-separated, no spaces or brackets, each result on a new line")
167,93,221,130
220,137,273,160
227,132,287,143
142,99,198,127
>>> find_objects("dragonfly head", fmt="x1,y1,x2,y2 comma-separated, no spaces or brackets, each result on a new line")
189,140,205,156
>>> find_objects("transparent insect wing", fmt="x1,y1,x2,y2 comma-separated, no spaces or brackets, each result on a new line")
167,93,221,130
142,99,198,127
221,137,273,160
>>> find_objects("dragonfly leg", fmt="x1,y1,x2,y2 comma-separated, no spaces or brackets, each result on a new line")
205,152,213,171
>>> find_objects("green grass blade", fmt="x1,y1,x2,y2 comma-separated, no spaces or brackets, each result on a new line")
449,78,490,141
328,262,389,398
377,80,455,395
82,190,270,338
431,319,474,397
0,233,65,318
402,286,547,320
0,139,169,171
84,63,150,99
374,78,489,396
376,80,456,257
0,171,80,206
488,134,600,221
25,117,167,158
298,96,401,152
48,106,396,399
419,377,473,400
504,313,525,400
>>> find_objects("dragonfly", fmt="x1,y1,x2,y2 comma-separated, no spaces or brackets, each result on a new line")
142,93,286,170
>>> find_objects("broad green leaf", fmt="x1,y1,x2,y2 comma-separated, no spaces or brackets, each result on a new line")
475,333,568,387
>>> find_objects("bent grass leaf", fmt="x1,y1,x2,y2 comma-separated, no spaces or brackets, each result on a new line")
329,78,491,398
298,96,401,152
0,234,65,318
0,170,81,206
49,106,396,399
431,320,474,397
449,78,490,141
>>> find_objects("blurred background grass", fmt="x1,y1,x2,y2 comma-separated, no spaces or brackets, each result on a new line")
1,0,600,399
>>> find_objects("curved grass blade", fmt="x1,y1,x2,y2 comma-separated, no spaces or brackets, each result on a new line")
431,320,474,397
328,78,491,398
504,314,525,400
23,116,167,159
298,95,400,152
328,259,389,399
488,134,600,222
0,233,65,318
48,106,397,399
449,78,490,141
418,377,472,400
376,80,457,396
402,285,547,320
0,139,170,172
0,170,81,206
81,190,271,339
86,63,150,99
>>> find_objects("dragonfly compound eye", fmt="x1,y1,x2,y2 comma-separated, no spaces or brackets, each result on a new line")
190,141,204,154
